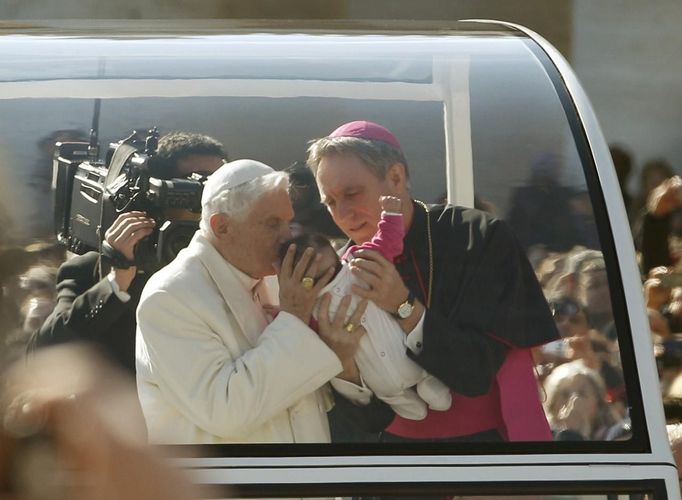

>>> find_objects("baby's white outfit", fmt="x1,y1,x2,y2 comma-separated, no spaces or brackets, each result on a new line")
315,266,452,420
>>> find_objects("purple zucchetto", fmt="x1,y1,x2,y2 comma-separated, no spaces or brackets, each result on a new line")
328,120,402,151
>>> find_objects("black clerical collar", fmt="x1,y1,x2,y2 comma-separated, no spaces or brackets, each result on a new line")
407,199,422,233
404,199,431,248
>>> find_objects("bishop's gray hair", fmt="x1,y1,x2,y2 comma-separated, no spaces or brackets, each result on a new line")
306,135,409,180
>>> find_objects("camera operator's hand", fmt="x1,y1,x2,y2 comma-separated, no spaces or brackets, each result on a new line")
104,211,155,291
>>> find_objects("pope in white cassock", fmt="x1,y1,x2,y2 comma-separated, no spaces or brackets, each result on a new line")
135,159,369,444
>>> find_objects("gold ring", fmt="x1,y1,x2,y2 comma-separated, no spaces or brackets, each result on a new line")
301,277,314,289
345,323,355,333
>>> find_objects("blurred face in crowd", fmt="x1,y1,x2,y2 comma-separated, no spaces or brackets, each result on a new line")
553,304,590,339
550,373,600,429
213,189,294,279
578,267,612,316
315,153,406,244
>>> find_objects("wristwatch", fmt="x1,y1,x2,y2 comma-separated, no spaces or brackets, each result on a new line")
101,241,136,270
395,290,416,320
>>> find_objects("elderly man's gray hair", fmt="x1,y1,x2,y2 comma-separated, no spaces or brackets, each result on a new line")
200,172,289,238
306,135,409,180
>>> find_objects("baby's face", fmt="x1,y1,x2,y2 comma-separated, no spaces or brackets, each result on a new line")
315,246,340,279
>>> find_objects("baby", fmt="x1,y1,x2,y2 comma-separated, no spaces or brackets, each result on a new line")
280,196,451,420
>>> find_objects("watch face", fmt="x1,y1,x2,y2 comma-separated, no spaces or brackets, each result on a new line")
398,302,413,319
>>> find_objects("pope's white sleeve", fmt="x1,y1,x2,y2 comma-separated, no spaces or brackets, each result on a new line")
330,377,373,406
136,290,342,440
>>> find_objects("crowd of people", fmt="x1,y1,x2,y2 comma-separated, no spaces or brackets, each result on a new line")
0,122,680,492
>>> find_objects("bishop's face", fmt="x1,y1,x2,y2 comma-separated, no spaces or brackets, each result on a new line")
315,153,400,245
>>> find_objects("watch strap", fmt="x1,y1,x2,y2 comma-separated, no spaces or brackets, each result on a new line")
405,289,415,307
101,241,136,270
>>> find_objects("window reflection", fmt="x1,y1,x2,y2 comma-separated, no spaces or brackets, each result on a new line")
0,33,635,446
467,42,628,442
532,250,628,441
506,154,600,253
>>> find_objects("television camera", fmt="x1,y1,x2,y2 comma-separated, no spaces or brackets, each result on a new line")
52,127,207,271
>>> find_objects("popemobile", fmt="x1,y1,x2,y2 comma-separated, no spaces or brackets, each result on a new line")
0,18,677,499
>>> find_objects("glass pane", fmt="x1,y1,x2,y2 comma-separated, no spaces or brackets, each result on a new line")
469,40,630,443
0,29,639,451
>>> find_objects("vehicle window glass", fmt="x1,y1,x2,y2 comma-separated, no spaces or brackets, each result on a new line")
0,31,642,452
469,40,633,445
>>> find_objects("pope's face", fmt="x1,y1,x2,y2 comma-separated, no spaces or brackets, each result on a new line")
315,153,398,244
221,189,294,278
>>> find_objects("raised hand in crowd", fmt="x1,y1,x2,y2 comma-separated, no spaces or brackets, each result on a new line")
644,266,674,311
0,345,200,500
647,175,682,217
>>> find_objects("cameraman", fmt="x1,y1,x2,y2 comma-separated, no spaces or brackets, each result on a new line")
28,132,226,375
